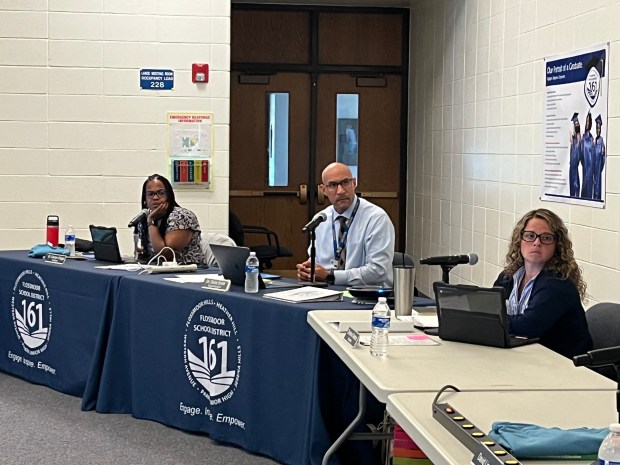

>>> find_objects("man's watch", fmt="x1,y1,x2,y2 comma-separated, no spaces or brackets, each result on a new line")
326,269,335,285
148,220,157,227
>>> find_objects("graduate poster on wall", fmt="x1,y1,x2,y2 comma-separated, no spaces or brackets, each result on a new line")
167,112,214,190
541,44,609,208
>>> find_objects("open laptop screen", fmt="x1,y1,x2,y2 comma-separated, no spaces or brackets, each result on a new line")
89,225,124,264
433,282,509,348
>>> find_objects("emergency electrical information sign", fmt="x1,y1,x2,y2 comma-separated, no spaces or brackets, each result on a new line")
140,69,174,90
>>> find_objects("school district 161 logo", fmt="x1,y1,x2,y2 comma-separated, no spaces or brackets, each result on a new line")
11,270,52,356
183,299,241,406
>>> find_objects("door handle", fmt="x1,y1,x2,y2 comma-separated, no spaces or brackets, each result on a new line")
317,185,325,204
299,184,308,204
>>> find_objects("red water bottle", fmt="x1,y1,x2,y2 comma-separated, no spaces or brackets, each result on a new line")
46,215,59,247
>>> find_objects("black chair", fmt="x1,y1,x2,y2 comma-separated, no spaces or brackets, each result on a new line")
585,302,620,381
229,211,293,270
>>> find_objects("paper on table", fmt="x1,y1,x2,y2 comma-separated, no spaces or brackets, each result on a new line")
359,333,439,346
163,273,221,284
397,307,439,328
329,319,414,333
264,287,343,303
94,264,143,271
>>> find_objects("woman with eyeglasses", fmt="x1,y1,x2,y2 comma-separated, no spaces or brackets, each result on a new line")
136,174,207,266
494,208,592,358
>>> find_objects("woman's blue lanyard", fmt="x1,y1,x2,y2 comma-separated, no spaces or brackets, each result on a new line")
331,198,360,264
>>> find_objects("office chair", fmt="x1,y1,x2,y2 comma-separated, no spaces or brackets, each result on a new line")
585,302,620,381
229,211,293,270
201,232,236,267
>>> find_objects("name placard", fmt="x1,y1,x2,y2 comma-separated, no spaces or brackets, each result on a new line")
44,253,66,265
202,278,231,292
344,327,361,348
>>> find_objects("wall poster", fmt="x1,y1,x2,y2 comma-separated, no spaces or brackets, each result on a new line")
542,44,609,208
167,112,214,190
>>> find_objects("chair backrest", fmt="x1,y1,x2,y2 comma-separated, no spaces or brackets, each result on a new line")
201,232,237,267
228,211,245,246
393,252,414,267
585,302,620,381
587,302,620,349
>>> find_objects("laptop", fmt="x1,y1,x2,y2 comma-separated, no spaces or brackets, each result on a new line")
89,225,130,264
433,282,538,348
209,244,300,289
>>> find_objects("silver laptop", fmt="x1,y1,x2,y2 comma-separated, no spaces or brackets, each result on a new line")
209,244,299,289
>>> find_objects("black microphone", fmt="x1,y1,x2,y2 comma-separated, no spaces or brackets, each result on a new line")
302,212,327,232
419,253,479,266
573,347,620,368
128,209,149,228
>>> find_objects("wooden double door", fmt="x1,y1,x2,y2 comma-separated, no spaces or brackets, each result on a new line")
230,6,409,270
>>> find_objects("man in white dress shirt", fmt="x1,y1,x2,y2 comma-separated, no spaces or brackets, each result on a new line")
296,162,395,287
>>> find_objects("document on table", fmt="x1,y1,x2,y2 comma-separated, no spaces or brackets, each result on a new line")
359,333,439,346
264,287,343,303
163,273,222,284
329,319,414,333
94,263,143,271
397,306,439,329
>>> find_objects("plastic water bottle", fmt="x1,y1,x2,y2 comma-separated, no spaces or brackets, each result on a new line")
64,225,76,257
598,423,620,464
244,251,260,293
370,297,391,357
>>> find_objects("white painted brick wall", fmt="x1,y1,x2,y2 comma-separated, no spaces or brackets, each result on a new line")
410,0,620,306
0,0,230,253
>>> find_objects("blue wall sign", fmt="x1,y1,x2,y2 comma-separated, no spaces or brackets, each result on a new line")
140,69,174,90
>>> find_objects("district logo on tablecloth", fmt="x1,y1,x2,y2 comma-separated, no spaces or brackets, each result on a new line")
183,299,241,405
11,270,52,356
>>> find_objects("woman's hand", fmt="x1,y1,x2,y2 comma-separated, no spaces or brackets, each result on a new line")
148,202,169,222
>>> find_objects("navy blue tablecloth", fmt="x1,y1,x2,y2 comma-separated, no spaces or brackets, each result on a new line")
83,273,364,465
0,251,128,396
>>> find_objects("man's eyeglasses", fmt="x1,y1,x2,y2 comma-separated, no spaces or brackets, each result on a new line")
324,178,354,191
146,189,167,198
521,230,556,245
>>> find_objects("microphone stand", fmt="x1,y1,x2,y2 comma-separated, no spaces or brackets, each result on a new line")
573,351,620,422
310,229,317,283
300,228,327,287
440,264,455,284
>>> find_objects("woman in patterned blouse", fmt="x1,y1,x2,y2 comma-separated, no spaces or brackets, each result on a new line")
136,174,207,266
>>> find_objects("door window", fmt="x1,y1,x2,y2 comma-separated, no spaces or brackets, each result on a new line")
268,92,290,187
336,93,359,178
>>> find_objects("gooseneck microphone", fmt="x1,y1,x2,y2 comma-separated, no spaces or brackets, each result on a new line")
419,253,479,266
128,209,149,228
302,212,327,232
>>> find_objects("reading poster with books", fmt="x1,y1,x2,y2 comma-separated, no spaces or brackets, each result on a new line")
167,112,214,190
542,44,609,208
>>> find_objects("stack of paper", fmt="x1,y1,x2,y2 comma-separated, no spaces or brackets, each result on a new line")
397,307,439,329
264,287,343,303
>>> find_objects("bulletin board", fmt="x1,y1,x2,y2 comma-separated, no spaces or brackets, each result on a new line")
167,112,214,190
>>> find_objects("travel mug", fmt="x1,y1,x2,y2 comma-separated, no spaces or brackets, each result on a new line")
393,265,416,317
46,215,60,247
